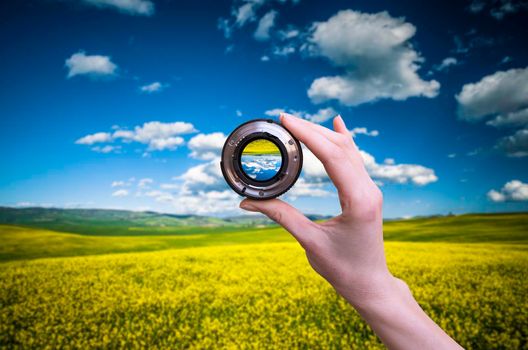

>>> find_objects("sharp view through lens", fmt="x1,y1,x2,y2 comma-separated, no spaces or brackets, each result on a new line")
241,139,282,181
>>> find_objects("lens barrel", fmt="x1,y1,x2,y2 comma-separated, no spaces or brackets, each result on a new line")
220,119,303,200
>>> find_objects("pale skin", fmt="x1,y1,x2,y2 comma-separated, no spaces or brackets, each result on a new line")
240,113,463,350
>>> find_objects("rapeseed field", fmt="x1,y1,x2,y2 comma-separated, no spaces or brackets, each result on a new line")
1,241,527,349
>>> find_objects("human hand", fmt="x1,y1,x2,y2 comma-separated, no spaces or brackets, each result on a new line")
240,113,462,350
240,113,394,307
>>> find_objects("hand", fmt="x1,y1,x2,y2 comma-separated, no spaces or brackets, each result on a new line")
241,113,390,305
240,113,462,350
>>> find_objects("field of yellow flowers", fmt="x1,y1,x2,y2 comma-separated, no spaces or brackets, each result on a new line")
1,240,527,349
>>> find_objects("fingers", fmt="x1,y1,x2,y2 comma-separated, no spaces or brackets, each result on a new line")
240,198,318,250
333,115,350,135
280,113,367,202
280,113,341,161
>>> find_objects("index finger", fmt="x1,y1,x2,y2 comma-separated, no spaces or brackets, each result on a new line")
280,113,369,204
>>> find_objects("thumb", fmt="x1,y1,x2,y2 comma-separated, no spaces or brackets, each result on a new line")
240,198,318,249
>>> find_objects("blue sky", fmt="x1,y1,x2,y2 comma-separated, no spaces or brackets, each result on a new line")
1,0,527,217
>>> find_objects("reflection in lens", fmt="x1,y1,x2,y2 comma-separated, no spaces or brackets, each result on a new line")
241,139,282,181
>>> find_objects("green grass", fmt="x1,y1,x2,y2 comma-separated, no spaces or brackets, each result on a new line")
0,224,295,262
383,213,528,243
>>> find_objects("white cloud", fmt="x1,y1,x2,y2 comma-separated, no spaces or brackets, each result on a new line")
265,107,337,123
272,45,295,57
112,189,129,197
496,128,528,157
65,51,117,78
121,121,196,144
301,146,437,186
91,145,120,153
261,55,270,62
296,143,438,186
488,180,528,202
278,28,299,40
486,108,528,128
160,183,180,190
75,132,112,145
434,57,458,72
111,181,126,187
456,67,528,157
188,132,227,160
140,82,168,93
235,2,258,26
138,178,153,188
176,158,225,193
147,137,184,151
349,127,379,137
286,178,334,200
306,10,439,106
76,121,197,153
360,150,438,186
254,10,277,41
456,67,528,122
80,0,154,16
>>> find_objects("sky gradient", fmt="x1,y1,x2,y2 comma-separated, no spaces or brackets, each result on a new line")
1,0,527,217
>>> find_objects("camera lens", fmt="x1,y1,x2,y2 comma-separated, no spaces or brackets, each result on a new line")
221,119,303,200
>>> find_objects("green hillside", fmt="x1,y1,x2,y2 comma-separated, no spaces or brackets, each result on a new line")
0,211,526,262
0,207,278,236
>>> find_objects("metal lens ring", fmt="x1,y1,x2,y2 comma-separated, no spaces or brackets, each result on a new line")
221,119,303,200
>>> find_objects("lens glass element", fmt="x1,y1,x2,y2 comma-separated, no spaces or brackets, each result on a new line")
240,139,282,182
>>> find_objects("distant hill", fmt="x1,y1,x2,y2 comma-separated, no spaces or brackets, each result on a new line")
0,207,276,236
0,207,332,234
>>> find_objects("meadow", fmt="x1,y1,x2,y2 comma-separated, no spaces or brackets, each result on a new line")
0,211,527,349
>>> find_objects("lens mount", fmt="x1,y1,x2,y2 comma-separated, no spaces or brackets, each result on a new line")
221,119,303,200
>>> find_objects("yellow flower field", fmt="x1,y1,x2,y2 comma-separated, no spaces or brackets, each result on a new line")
1,241,527,349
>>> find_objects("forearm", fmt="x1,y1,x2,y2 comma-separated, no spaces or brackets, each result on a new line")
342,276,463,350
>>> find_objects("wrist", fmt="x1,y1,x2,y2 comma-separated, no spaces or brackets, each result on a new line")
334,272,410,311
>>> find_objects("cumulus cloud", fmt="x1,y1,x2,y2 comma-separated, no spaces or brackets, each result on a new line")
456,67,528,123
78,0,154,16
176,158,226,194
265,107,337,123
301,146,437,186
188,132,227,160
360,150,438,186
487,180,528,202
76,121,197,153
305,10,439,106
456,67,528,157
75,132,112,145
111,189,129,197
65,51,117,78
496,129,528,157
139,82,168,93
254,10,277,41
486,108,528,128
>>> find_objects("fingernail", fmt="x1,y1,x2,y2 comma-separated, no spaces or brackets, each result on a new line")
240,201,257,211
